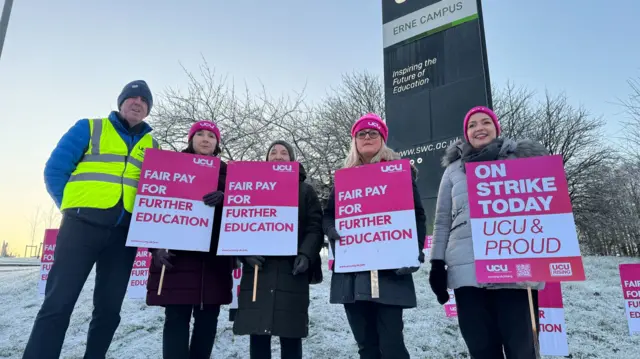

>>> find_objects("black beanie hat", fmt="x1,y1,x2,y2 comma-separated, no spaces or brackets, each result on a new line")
117,80,153,115
265,140,296,161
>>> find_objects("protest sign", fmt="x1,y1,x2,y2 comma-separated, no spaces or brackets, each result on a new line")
231,266,243,309
126,149,220,251
539,282,569,356
444,289,457,317
333,159,419,273
217,161,299,256
423,235,433,258
465,155,585,283
328,242,334,271
38,229,58,296
620,263,640,335
127,248,152,299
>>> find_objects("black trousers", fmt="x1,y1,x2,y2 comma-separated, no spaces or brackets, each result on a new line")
163,305,221,359
343,301,410,359
22,215,137,359
454,287,540,359
250,334,302,359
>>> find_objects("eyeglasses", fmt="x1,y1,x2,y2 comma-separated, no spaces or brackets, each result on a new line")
356,130,380,140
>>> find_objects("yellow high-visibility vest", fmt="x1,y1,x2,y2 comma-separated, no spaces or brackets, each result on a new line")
60,118,159,212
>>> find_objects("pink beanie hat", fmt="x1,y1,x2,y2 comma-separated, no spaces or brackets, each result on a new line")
351,113,389,142
463,106,501,142
188,120,221,143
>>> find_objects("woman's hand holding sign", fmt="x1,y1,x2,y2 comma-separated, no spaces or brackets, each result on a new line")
325,227,340,257
244,256,265,270
203,190,224,207
151,249,175,270
396,250,423,275
292,254,310,275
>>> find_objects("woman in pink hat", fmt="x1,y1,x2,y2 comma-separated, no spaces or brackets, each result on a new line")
429,106,548,358
322,113,427,359
146,120,235,359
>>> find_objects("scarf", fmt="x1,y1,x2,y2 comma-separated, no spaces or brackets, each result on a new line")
460,138,504,172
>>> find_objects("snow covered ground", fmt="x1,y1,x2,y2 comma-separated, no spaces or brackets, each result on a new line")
1,255,639,358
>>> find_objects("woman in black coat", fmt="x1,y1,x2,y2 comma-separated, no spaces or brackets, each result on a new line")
323,114,426,359
232,140,324,359
147,120,235,359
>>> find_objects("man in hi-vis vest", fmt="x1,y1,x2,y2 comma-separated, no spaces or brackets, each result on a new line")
23,80,159,359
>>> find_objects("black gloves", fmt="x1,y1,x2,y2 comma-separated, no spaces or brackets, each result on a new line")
292,254,310,275
151,249,175,270
244,256,265,270
203,191,224,207
326,227,340,241
395,266,419,275
395,250,425,275
429,259,450,305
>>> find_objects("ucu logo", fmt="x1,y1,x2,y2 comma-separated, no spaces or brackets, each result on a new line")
381,164,402,173
272,164,293,172
368,121,381,129
193,158,215,167
200,122,217,129
486,264,508,272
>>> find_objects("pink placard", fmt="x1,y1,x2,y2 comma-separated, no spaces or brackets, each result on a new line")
231,266,243,309
620,264,640,334
328,243,335,271
335,160,414,218
466,155,585,283
126,149,221,251
538,282,569,355
40,229,57,264
333,159,420,272
424,235,432,250
620,264,640,300
39,229,58,295
444,289,457,317
466,155,573,218
127,248,152,299
538,282,563,308
217,161,300,256
137,149,220,201
223,161,299,207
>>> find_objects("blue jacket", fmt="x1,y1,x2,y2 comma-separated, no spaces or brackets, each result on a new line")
44,111,153,225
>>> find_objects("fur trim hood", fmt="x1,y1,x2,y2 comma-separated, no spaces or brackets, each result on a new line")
441,138,549,167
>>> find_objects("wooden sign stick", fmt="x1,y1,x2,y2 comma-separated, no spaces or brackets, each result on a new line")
252,264,259,302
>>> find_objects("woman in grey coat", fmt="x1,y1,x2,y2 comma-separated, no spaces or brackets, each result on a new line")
429,106,548,359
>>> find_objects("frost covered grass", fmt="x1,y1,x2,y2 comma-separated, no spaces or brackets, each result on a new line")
1,256,639,358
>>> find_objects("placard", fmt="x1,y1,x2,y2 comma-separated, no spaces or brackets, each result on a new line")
217,161,299,256
466,155,585,283
334,159,419,272
126,149,220,251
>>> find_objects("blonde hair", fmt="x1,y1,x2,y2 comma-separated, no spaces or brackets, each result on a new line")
343,138,401,168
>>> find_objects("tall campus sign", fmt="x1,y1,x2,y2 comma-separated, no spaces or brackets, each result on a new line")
382,0,492,227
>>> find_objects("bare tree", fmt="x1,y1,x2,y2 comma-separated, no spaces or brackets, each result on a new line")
497,89,610,208
492,82,537,139
494,84,624,255
27,206,42,246
1,241,8,257
150,58,306,162
620,75,640,159
293,71,385,200
42,202,61,229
